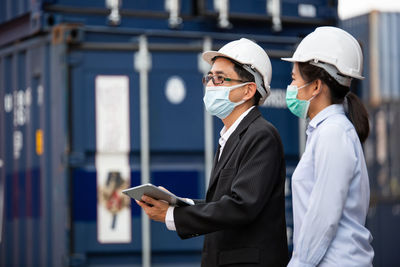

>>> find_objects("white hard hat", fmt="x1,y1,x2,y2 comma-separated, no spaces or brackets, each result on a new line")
202,38,272,104
282,26,364,87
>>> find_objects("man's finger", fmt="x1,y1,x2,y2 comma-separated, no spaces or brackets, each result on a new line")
136,199,152,208
142,195,157,205
135,200,146,208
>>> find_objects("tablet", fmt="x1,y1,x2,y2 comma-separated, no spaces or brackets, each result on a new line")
122,183,193,207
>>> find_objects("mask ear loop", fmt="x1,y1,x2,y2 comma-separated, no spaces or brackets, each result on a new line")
297,81,312,91
242,64,268,104
305,80,321,102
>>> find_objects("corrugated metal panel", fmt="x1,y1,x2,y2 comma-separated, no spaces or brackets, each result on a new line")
364,103,400,201
341,12,400,105
0,0,338,48
202,0,337,19
341,14,400,267
0,36,60,267
0,0,31,24
379,13,400,100
1,0,338,25
340,13,370,101
366,202,400,267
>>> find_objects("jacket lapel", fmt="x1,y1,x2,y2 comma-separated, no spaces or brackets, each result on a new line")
207,107,262,193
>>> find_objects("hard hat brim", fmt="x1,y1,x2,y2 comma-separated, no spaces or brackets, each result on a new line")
281,57,304,63
281,57,365,80
202,51,245,66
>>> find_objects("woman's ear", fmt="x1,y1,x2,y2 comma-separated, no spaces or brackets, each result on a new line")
313,80,323,96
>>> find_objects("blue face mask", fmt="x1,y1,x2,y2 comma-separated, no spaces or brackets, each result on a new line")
203,83,248,119
286,82,316,119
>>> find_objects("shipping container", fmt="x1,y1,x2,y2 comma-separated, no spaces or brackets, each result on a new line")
0,23,306,266
366,202,400,267
341,12,400,105
202,0,337,28
0,0,338,47
341,12,400,267
363,102,400,202
364,103,400,266
0,0,341,265
0,0,338,27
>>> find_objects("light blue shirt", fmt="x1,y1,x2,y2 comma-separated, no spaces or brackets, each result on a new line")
288,104,374,267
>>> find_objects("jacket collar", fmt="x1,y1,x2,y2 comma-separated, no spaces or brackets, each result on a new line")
208,107,262,192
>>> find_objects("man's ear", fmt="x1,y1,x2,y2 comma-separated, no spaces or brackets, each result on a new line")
243,82,257,100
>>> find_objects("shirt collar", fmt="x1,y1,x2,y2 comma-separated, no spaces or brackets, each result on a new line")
307,104,345,135
219,106,255,147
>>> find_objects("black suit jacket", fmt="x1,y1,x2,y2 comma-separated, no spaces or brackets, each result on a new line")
174,107,289,266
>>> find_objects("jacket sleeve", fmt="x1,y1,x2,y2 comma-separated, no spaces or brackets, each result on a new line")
173,124,284,239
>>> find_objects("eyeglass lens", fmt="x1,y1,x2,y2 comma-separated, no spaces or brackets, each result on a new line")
202,75,224,86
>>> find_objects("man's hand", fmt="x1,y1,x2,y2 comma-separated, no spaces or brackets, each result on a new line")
135,195,169,223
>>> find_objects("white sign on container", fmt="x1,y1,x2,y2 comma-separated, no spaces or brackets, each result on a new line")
95,75,132,244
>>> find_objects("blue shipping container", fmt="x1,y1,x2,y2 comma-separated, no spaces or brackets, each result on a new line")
341,12,400,267
0,23,303,266
341,12,400,104
0,0,337,47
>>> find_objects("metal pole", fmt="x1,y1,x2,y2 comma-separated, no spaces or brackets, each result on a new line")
198,37,213,188
134,35,152,267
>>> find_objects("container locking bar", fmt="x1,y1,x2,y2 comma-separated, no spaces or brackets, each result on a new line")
134,35,152,267
198,37,214,187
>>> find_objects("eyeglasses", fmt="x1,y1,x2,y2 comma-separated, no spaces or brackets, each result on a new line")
202,75,248,86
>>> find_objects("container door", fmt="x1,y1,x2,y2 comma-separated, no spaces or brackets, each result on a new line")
68,44,204,265
0,38,59,267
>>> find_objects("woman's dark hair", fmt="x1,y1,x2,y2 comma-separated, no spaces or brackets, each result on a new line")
212,56,261,105
298,62,369,143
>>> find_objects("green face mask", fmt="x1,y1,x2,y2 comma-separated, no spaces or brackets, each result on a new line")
285,82,315,119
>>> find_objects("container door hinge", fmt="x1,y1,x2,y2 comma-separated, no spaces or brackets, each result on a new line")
52,24,84,45
30,1,42,33
165,0,183,29
214,0,232,29
267,0,282,32
106,0,122,26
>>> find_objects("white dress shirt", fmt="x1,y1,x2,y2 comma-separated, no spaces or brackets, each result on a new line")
288,104,374,267
165,106,255,231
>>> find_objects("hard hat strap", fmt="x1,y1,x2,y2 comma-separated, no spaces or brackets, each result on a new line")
242,64,268,102
309,61,352,87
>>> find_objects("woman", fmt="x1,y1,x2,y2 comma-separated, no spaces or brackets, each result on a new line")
282,26,374,266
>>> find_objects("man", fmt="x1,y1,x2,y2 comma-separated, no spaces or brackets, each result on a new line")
137,38,289,266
